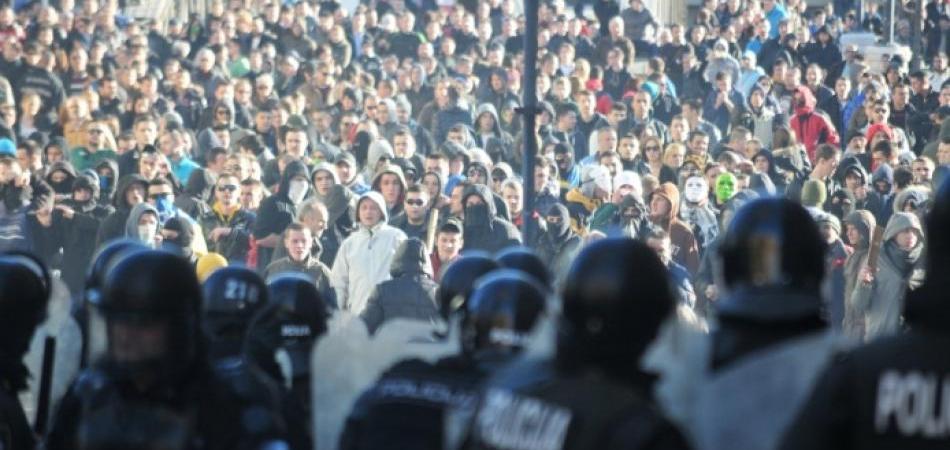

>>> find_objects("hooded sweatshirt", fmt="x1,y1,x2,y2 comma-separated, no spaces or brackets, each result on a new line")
842,209,876,338
851,211,926,340
253,160,310,268
460,184,521,253
330,191,407,314
359,237,439,334
95,174,149,246
651,183,700,274
789,85,840,163
124,202,160,246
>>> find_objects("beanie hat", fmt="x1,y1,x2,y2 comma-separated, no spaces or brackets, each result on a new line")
816,212,841,236
0,138,14,157
582,165,612,193
866,123,894,144
801,179,828,207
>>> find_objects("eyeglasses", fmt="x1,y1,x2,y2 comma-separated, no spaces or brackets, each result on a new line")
875,108,888,113
405,199,425,206
88,129,103,134
217,184,238,192
148,192,171,200
645,145,660,151
467,168,482,176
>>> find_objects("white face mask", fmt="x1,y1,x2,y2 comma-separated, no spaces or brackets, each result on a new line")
287,179,309,204
684,177,708,203
138,223,156,247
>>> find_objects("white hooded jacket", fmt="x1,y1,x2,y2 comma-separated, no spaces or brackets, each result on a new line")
331,191,407,314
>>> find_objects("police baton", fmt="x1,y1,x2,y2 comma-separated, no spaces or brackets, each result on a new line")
34,336,56,435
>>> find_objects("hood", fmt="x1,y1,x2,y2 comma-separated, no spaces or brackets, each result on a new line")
46,161,78,195
370,163,407,196
378,98,397,124
544,203,571,238
883,211,924,242
185,167,216,199
355,190,389,225
893,188,929,214
835,156,868,186
652,182,681,224
390,237,433,277
212,100,236,128
72,172,100,201
319,184,355,225
124,202,160,238
366,139,395,172
94,158,120,199
462,183,498,217
793,85,816,115
196,128,225,159
844,209,876,249
113,174,149,210
424,170,444,195
475,102,503,135
311,162,340,185
872,163,894,188
279,159,311,199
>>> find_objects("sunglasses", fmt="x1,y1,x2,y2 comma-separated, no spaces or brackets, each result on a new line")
88,129,103,134
405,199,425,206
148,192,171,200
218,184,239,192
645,146,660,151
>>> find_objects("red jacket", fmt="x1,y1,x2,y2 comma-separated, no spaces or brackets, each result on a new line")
789,86,840,163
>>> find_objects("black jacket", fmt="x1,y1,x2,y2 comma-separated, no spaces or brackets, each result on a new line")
461,184,521,253
61,175,115,294
359,238,439,334
96,174,149,247
253,160,309,268
781,280,950,450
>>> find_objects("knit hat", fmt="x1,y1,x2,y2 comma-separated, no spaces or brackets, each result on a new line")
866,123,894,144
816,212,841,236
613,171,642,199
0,138,14,157
801,179,828,207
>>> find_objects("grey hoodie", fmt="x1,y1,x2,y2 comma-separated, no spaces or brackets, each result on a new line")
124,202,160,243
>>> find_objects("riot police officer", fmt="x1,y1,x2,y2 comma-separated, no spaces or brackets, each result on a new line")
202,267,311,449
340,266,547,450
690,197,840,450
463,238,690,450
46,249,289,450
494,246,553,291
0,252,51,450
246,272,331,424
780,178,950,450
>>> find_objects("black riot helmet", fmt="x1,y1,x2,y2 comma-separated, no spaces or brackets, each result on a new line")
0,252,51,389
83,239,148,306
904,176,950,328
461,269,547,357
437,251,499,319
247,273,330,386
716,198,826,321
201,266,269,360
494,246,552,291
558,238,674,378
92,250,203,382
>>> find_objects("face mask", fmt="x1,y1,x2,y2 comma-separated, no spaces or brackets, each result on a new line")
715,173,736,204
684,177,708,203
288,179,309,204
464,203,491,229
155,195,175,223
99,176,112,191
138,223,156,247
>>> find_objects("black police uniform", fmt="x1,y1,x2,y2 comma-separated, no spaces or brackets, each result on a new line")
0,254,51,450
780,179,950,450
463,239,691,450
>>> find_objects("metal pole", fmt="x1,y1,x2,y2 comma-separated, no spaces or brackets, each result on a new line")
911,0,924,71
520,0,539,246
889,0,896,44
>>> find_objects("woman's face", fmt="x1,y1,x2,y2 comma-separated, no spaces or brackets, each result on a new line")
643,139,662,163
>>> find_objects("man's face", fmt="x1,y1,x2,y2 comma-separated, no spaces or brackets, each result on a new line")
147,183,174,206
633,94,651,117
835,78,851,99
393,135,412,158
844,172,862,191
404,192,428,221
314,170,334,195
437,231,461,259
896,229,918,251
689,136,709,155
139,154,159,179
938,142,950,164
134,121,157,147
940,86,950,106
912,161,932,183
240,184,262,210
378,173,402,204
284,229,313,262
285,131,307,157
503,185,521,215
358,199,383,226
819,223,838,243
215,177,239,207
817,155,840,177
893,87,908,106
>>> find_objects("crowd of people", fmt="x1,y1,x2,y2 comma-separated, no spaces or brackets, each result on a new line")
0,0,950,447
